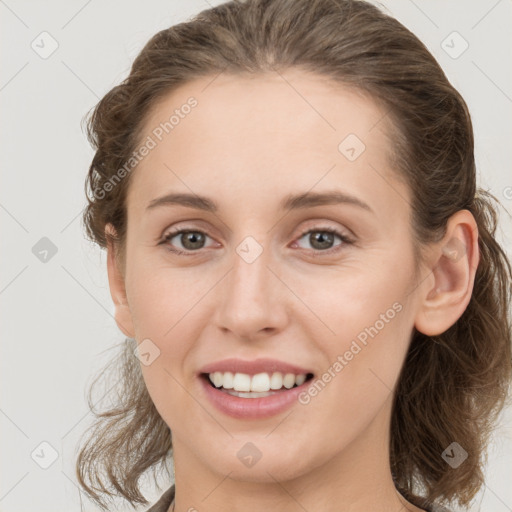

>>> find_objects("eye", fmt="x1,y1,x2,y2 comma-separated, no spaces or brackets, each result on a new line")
160,228,215,255
159,226,353,256
292,227,353,254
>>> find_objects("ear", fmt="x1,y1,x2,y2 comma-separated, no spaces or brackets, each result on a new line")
414,209,480,336
105,223,135,338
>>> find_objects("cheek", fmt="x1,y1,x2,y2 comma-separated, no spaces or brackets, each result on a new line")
133,290,199,428
299,284,413,443
295,258,415,391
292,261,411,341
125,264,198,398
126,257,213,337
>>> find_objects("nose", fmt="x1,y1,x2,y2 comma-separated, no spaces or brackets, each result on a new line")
213,237,289,341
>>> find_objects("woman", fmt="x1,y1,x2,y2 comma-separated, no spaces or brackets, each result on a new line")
75,1,512,511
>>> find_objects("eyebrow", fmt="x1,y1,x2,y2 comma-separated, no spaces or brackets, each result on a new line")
145,191,374,214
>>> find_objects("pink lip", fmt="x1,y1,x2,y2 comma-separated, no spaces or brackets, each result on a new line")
198,357,313,376
199,373,313,419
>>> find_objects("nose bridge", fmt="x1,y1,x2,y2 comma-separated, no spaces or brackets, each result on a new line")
234,235,269,296
214,234,287,337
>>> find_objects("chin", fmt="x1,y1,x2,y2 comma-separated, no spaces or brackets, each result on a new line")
201,440,315,484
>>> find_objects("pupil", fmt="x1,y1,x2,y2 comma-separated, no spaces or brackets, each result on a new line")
182,231,205,250
311,231,333,250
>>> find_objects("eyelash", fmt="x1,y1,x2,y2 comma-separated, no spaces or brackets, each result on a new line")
159,226,354,256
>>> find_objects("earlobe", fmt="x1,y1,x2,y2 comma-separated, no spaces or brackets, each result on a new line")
105,223,135,338
414,210,480,337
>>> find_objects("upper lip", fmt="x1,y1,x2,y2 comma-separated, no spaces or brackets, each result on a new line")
199,358,314,376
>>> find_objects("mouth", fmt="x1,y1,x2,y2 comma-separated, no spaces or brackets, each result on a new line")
200,371,315,398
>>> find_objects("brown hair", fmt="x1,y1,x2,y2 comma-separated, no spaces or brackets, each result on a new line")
77,0,512,510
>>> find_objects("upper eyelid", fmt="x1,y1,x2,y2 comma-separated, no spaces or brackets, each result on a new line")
161,217,354,237
161,222,351,237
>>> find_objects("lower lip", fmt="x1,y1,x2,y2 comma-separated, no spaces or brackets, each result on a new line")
199,374,312,419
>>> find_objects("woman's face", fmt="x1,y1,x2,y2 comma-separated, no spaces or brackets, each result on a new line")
107,70,431,483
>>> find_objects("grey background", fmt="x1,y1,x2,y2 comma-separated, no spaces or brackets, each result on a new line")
1,1,511,511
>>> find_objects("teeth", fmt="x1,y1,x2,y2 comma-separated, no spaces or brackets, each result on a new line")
295,374,306,386
233,372,251,391
251,372,270,392
208,371,308,392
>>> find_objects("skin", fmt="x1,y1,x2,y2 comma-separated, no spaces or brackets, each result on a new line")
105,69,479,512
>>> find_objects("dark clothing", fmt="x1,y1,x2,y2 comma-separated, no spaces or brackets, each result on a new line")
145,485,175,512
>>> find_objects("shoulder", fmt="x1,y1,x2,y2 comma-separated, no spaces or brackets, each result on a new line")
144,484,175,512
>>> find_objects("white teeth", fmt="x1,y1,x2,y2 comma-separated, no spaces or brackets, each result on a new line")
233,372,251,391
212,371,223,388
207,371,309,392
251,372,270,392
269,372,283,390
222,371,234,389
283,373,296,389
295,374,306,386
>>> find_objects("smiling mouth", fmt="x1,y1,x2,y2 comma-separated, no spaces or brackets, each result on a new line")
201,372,315,398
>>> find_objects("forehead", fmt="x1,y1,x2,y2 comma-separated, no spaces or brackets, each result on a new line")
127,69,406,219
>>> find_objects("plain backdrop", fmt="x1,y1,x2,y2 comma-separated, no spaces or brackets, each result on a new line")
1,1,511,511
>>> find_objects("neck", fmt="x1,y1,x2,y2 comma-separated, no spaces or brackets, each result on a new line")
169,394,426,512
